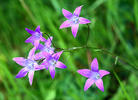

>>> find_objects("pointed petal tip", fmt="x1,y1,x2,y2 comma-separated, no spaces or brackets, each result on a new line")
25,28,28,30
62,8,65,11
59,25,63,29
51,74,55,79
99,87,104,92
15,76,19,78
29,82,32,86
71,24,79,38
73,35,77,38
12,58,16,61
91,58,99,71
62,8,73,19
79,5,83,8
84,88,87,91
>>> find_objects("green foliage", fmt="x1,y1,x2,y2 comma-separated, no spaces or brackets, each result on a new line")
0,0,138,100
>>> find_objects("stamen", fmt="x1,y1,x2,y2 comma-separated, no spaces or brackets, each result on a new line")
25,59,36,70
71,16,79,24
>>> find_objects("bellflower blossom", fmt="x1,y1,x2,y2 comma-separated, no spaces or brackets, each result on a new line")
35,37,54,60
41,51,67,79
77,58,110,92
60,6,91,38
13,47,44,85
25,26,46,47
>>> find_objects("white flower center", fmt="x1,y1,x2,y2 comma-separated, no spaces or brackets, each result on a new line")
25,59,37,70
34,32,41,39
71,16,79,24
90,72,100,80
49,59,57,66
42,47,54,53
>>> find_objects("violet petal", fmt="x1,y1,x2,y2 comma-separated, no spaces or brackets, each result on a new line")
60,20,71,29
62,9,73,19
16,68,28,78
84,78,95,91
79,17,91,24
40,36,46,42
56,61,67,69
49,67,55,79
95,79,104,92
28,71,34,85
28,47,36,60
13,57,26,66
45,37,53,47
25,28,35,35
33,40,40,47
52,51,63,61
35,65,45,70
71,24,79,38
25,36,35,43
35,25,40,32
91,58,99,72
35,52,43,60
77,69,91,78
73,6,82,16
99,70,110,78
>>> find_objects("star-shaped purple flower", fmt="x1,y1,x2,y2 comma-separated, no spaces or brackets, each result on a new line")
77,58,110,92
25,25,46,47
13,47,44,85
41,51,67,79
35,37,54,60
60,5,91,38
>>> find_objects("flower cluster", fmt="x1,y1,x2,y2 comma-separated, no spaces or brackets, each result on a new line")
13,26,66,85
13,5,110,92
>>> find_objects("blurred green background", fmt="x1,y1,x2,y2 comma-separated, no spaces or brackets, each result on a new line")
0,0,138,100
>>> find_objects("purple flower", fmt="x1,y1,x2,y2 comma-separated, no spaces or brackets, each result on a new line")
13,47,44,85
35,37,54,60
77,58,110,92
41,51,67,79
25,25,46,47
60,5,91,38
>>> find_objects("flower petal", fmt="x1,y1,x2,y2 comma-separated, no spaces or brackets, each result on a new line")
42,52,51,59
40,36,46,42
41,60,49,70
56,61,67,69
49,67,55,79
28,47,36,60
84,79,95,91
35,52,43,60
37,43,44,50
33,40,40,47
25,28,35,35
73,6,83,16
52,51,63,61
45,37,53,47
28,71,34,85
62,9,73,19
71,24,79,38
99,70,110,78
95,79,104,92
35,25,40,32
77,69,91,78
79,17,91,24
35,65,45,70
13,57,26,66
25,36,35,43
59,20,71,29
16,68,28,78
91,58,99,72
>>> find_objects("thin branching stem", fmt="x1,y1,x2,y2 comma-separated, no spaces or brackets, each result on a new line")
42,25,138,71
